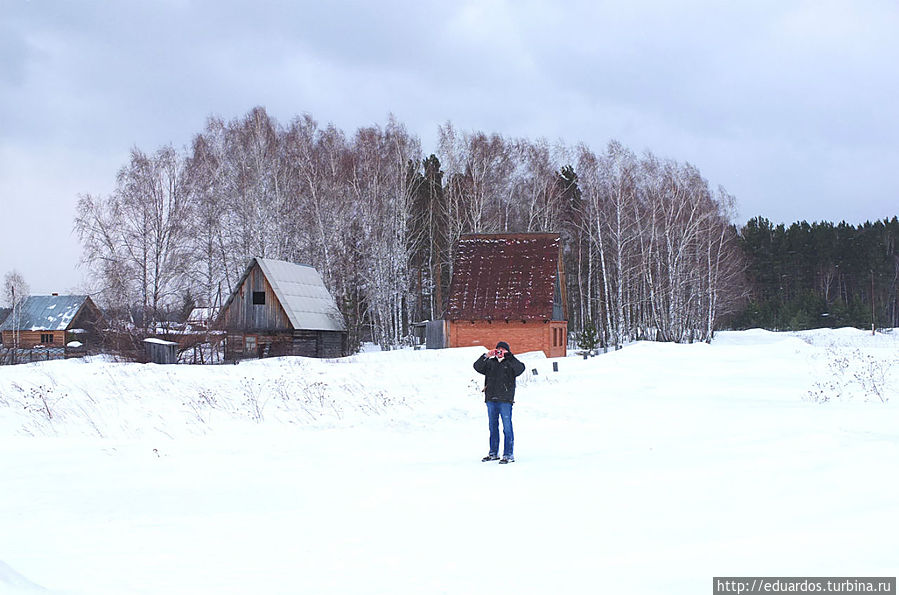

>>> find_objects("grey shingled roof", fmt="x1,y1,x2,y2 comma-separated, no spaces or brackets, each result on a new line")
225,258,346,332
0,295,90,332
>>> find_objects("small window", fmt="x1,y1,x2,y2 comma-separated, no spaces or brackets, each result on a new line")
41,333,54,344
252,291,266,305
553,327,563,348
245,336,257,353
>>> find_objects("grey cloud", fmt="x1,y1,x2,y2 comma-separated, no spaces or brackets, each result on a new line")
2,0,898,293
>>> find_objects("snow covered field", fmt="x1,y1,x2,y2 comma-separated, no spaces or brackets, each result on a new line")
1,329,897,594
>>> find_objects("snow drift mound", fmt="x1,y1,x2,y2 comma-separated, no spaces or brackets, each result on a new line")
1,330,895,440
0,347,491,439
0,560,47,593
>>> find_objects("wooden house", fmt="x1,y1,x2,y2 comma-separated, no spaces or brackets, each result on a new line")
0,295,104,349
219,257,347,359
0,308,10,340
445,233,568,358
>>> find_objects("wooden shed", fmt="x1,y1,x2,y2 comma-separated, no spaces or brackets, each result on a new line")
0,295,104,350
219,257,347,360
144,338,179,364
445,233,568,358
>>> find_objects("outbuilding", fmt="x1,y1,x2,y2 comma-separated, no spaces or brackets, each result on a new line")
219,257,347,360
144,338,179,364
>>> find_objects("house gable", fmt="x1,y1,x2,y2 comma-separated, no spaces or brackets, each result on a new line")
219,257,346,334
220,261,293,332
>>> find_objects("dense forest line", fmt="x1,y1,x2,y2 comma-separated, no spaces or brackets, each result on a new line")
733,217,899,331
71,106,897,352
73,107,743,350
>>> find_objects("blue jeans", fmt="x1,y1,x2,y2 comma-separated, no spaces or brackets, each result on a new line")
486,400,514,458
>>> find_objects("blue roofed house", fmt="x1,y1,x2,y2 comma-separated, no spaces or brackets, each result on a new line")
0,294,104,350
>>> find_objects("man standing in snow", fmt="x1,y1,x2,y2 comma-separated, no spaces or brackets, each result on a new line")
474,341,525,464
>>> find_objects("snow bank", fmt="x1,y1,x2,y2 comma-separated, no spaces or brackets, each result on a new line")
1,330,897,594
1,331,896,440
0,560,46,593
0,346,490,439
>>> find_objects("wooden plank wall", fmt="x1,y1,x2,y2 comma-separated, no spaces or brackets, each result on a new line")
225,330,346,360
293,330,344,358
1,330,64,348
223,263,292,331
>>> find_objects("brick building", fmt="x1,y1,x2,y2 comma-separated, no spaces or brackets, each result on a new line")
444,233,568,358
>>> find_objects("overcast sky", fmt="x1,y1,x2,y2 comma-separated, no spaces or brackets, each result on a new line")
2,0,897,295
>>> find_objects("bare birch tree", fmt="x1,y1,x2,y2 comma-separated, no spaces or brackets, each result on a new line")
185,118,232,307
74,108,747,353
577,144,613,345
349,116,422,348
225,107,286,262
75,146,192,328
513,138,566,233
3,270,29,355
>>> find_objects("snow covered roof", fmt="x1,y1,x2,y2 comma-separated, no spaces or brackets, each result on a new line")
224,258,346,332
0,295,95,332
143,338,178,346
446,233,563,321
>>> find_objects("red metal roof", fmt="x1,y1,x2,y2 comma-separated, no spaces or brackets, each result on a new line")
446,233,562,321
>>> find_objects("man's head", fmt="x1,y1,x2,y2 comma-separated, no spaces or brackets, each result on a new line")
495,341,511,355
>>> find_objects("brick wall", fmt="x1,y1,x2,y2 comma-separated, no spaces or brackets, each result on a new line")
448,320,567,358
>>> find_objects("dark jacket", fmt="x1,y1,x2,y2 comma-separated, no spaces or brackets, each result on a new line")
474,353,526,403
